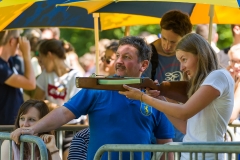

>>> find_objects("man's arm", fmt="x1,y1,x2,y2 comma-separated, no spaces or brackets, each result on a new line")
5,37,35,90
11,106,75,144
156,139,174,160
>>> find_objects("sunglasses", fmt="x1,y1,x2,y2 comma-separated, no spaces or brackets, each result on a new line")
101,56,115,64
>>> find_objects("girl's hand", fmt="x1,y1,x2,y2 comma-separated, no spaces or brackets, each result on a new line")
119,85,143,100
40,134,58,152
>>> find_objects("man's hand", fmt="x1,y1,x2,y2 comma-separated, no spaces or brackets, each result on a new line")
18,37,31,59
146,80,160,98
10,127,35,145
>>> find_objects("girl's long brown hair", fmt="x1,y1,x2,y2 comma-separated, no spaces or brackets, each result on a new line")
14,99,54,160
176,33,221,97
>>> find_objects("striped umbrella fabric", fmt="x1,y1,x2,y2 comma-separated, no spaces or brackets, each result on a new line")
59,0,240,26
1,0,199,31
0,0,97,31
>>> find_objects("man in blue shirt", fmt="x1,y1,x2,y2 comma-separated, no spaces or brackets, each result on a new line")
12,36,174,160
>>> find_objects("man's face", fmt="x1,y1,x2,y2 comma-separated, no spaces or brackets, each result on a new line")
115,44,143,77
229,50,240,77
160,29,182,55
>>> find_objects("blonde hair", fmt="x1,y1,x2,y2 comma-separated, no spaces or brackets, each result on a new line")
228,44,240,57
0,30,19,46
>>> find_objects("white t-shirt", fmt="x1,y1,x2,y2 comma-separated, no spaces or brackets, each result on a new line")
181,69,234,160
31,57,42,77
37,69,82,106
37,69,85,123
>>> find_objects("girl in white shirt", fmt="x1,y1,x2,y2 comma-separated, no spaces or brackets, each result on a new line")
119,33,234,160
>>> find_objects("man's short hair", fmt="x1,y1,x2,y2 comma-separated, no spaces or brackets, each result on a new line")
0,30,19,46
228,44,240,56
160,10,192,37
118,36,152,62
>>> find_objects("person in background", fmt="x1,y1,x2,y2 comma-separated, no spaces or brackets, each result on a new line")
142,10,193,142
21,29,43,100
100,41,118,76
0,30,35,125
120,33,234,160
33,39,83,111
79,53,96,77
228,44,240,124
195,23,220,53
1,99,61,160
41,27,60,40
11,36,175,160
68,128,90,160
218,24,240,68
24,29,43,78
32,39,87,160
63,40,85,76
139,31,158,44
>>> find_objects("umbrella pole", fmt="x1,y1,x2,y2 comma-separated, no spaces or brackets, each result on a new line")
93,13,100,74
208,5,214,44
124,26,130,36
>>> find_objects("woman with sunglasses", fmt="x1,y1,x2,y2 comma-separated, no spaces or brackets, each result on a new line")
101,41,118,76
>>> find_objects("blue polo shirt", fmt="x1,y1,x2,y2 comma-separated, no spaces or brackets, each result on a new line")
64,89,174,160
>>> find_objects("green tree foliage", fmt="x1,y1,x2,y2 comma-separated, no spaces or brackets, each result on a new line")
217,24,233,49
60,24,232,57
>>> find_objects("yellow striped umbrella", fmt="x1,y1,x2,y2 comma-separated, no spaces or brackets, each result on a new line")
59,0,240,73
0,0,41,31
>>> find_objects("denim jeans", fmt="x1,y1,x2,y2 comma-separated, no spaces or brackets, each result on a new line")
172,126,185,142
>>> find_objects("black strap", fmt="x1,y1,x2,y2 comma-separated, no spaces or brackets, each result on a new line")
223,47,230,55
150,43,159,80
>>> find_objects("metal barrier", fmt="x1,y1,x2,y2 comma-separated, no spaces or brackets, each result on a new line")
0,132,48,160
54,125,88,158
0,124,89,159
229,121,240,139
225,126,236,142
94,142,240,160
